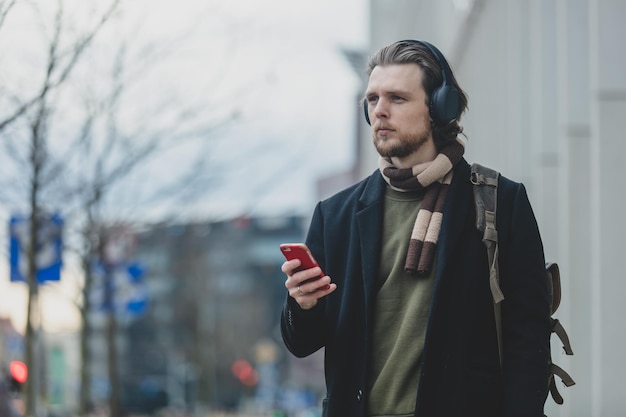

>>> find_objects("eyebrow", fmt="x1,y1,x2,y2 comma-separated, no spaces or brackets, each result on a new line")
365,88,412,98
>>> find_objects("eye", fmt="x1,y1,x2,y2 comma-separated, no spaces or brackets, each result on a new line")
366,95,378,104
391,95,405,102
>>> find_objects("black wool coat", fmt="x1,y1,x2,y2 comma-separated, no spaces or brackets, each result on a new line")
281,159,552,417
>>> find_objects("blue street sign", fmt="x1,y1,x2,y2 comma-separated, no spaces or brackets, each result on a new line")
91,259,148,316
120,262,148,315
9,213,63,283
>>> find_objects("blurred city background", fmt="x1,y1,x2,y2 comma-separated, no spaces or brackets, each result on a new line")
0,0,624,416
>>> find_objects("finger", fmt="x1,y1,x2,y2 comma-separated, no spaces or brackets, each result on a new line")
285,265,323,290
295,267,323,285
317,282,337,296
297,275,331,295
295,282,337,310
289,283,309,299
281,259,302,275
289,279,319,298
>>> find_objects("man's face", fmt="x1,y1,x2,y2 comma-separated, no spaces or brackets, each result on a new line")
364,64,433,159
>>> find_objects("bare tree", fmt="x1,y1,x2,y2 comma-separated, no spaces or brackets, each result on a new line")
0,1,281,416
0,2,122,416
0,0,18,31
0,1,232,415
0,1,120,134
61,43,237,416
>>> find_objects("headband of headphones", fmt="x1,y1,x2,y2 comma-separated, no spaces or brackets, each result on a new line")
363,40,461,126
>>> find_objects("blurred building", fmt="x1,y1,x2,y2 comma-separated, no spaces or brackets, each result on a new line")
44,331,80,414
1,316,80,415
0,318,22,366
118,215,323,414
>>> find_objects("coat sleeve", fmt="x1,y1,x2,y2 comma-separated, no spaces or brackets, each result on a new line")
280,202,327,358
499,182,552,417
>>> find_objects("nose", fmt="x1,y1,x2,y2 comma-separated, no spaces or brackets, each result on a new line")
373,98,389,121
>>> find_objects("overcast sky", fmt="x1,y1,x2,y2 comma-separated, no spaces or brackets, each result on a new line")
0,0,368,331
144,0,369,218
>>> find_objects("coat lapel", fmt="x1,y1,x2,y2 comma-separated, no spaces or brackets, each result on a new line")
436,159,473,277
356,172,386,314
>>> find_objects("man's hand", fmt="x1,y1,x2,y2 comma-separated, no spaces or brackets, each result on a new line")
282,259,337,310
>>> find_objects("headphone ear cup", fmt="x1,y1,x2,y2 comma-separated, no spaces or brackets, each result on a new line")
363,100,371,125
429,85,461,125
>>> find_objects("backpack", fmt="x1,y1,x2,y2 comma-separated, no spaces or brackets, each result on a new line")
470,163,575,411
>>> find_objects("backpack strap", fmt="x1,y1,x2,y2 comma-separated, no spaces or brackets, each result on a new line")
549,362,576,404
470,163,504,365
471,164,576,410
552,318,574,356
545,260,576,404
548,319,575,404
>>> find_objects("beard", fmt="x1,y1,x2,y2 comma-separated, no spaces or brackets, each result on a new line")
373,129,431,158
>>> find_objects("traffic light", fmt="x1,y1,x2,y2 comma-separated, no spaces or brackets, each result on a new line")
231,359,258,387
8,361,27,393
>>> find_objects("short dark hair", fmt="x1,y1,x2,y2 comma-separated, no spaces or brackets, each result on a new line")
366,40,468,149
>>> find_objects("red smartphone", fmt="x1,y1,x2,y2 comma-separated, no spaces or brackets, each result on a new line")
279,243,330,290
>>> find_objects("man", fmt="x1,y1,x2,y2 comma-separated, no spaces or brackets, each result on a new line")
280,40,551,417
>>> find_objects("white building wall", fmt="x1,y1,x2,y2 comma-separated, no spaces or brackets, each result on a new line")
588,2,626,415
364,0,626,415
557,1,593,416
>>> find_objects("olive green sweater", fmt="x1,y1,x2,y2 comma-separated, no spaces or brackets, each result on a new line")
367,187,436,417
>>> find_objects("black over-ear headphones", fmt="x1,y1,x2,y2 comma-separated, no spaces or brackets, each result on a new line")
363,40,461,126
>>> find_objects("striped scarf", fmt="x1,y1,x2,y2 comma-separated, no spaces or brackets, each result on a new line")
378,138,465,275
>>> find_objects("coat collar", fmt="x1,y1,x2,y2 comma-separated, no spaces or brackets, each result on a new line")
358,169,386,208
